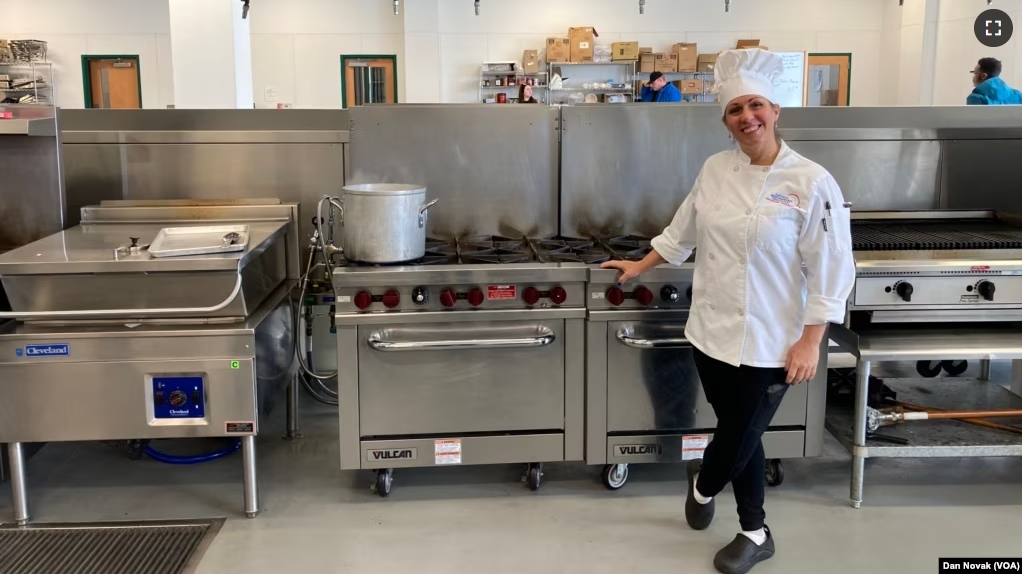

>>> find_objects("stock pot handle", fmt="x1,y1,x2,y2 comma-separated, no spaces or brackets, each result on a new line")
616,331,691,349
418,198,439,228
368,326,554,351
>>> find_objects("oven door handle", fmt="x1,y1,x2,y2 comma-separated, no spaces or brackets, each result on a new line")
367,327,556,351
616,331,691,349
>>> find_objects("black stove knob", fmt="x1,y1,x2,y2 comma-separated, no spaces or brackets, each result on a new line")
896,281,914,302
661,285,680,303
978,280,996,301
412,286,429,305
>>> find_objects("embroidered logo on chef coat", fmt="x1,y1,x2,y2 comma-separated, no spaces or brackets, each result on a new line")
766,192,801,208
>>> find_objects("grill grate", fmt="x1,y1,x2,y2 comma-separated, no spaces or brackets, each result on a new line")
851,220,1022,251
0,519,221,574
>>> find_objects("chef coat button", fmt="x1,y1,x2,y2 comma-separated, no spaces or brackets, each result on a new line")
739,257,746,265
745,209,752,215
733,166,740,172
708,253,715,260
738,308,745,316
715,204,721,211
762,167,769,172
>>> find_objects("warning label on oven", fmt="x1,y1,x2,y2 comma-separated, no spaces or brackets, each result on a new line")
435,439,462,465
487,285,517,300
682,435,710,460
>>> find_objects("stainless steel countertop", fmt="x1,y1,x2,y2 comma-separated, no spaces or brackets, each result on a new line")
830,322,1022,362
0,221,289,275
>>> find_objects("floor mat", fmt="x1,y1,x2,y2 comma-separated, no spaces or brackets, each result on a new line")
0,518,223,574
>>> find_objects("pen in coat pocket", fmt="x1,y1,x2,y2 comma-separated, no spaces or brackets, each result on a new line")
821,218,828,232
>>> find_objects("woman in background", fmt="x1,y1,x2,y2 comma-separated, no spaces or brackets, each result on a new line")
517,83,539,104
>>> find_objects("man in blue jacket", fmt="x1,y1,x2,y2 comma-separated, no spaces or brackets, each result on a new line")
967,58,1022,105
640,72,682,102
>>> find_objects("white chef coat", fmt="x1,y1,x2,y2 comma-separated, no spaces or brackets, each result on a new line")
650,142,856,368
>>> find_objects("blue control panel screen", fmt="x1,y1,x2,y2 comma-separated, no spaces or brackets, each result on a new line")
152,376,206,419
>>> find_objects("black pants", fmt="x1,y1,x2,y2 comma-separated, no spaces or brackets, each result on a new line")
692,347,790,532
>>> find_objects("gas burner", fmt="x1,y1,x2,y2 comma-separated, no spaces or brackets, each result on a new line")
545,250,611,264
607,235,653,249
464,235,527,250
533,236,596,250
461,247,534,264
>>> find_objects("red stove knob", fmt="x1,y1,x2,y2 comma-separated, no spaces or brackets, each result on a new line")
606,287,625,306
549,286,567,305
354,291,373,310
381,289,401,309
467,288,485,307
635,286,654,306
439,288,457,308
523,287,540,305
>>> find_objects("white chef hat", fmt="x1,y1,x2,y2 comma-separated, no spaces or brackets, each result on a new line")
712,48,785,113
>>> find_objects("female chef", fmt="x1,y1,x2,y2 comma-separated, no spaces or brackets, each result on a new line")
601,48,855,574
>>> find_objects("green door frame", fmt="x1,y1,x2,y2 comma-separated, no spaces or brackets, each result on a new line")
340,54,398,108
81,55,143,108
807,52,852,106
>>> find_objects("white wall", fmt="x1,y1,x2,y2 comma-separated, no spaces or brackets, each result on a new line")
249,0,404,108
433,0,886,105
0,0,173,109
16,0,1015,109
934,0,1022,105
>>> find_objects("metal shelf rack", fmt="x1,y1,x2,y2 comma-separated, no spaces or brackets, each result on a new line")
547,61,636,105
0,62,54,106
478,61,548,104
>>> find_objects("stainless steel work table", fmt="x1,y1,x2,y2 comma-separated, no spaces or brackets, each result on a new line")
828,323,1022,508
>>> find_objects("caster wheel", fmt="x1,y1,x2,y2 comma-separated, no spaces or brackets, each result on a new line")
916,360,943,378
375,469,393,498
526,463,543,491
602,464,629,490
765,459,784,487
942,360,968,377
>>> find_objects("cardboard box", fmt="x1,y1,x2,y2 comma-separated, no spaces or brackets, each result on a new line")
639,47,653,54
673,42,698,73
736,39,760,49
697,53,718,74
676,79,703,94
522,49,540,73
639,53,657,74
611,41,640,61
546,38,570,63
654,53,678,74
569,26,599,63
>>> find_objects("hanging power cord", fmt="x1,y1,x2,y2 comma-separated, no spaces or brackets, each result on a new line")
144,439,242,465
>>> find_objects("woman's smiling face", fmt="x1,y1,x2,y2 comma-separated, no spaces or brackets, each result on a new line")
723,95,780,148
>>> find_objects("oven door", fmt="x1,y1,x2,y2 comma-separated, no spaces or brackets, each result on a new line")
606,321,807,433
357,320,565,437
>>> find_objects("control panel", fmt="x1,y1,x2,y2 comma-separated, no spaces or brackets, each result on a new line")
334,283,586,313
853,276,1022,307
152,376,206,420
589,281,694,311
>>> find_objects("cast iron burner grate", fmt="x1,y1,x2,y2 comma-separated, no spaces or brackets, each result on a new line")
851,220,1022,251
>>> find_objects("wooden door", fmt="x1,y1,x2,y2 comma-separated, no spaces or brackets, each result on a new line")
343,57,396,108
87,58,141,109
807,54,851,107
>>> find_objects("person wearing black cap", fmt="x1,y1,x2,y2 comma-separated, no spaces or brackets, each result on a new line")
640,71,681,102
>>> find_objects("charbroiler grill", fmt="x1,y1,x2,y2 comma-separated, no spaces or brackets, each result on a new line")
332,235,588,496
830,210,1022,509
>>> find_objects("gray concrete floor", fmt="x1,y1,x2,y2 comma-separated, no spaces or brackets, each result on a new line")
2,362,1022,574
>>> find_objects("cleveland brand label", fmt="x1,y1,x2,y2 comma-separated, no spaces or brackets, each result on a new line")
367,448,417,462
23,344,70,357
616,444,663,457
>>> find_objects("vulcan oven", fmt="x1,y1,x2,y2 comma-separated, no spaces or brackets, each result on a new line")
333,236,587,497
581,236,829,490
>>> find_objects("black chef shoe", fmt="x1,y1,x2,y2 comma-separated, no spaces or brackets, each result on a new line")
685,459,714,530
712,526,775,574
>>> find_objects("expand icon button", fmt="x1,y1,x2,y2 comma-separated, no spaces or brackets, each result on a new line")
17,344,70,358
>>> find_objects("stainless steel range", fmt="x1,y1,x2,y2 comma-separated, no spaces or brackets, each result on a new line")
332,236,587,496
582,236,828,490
